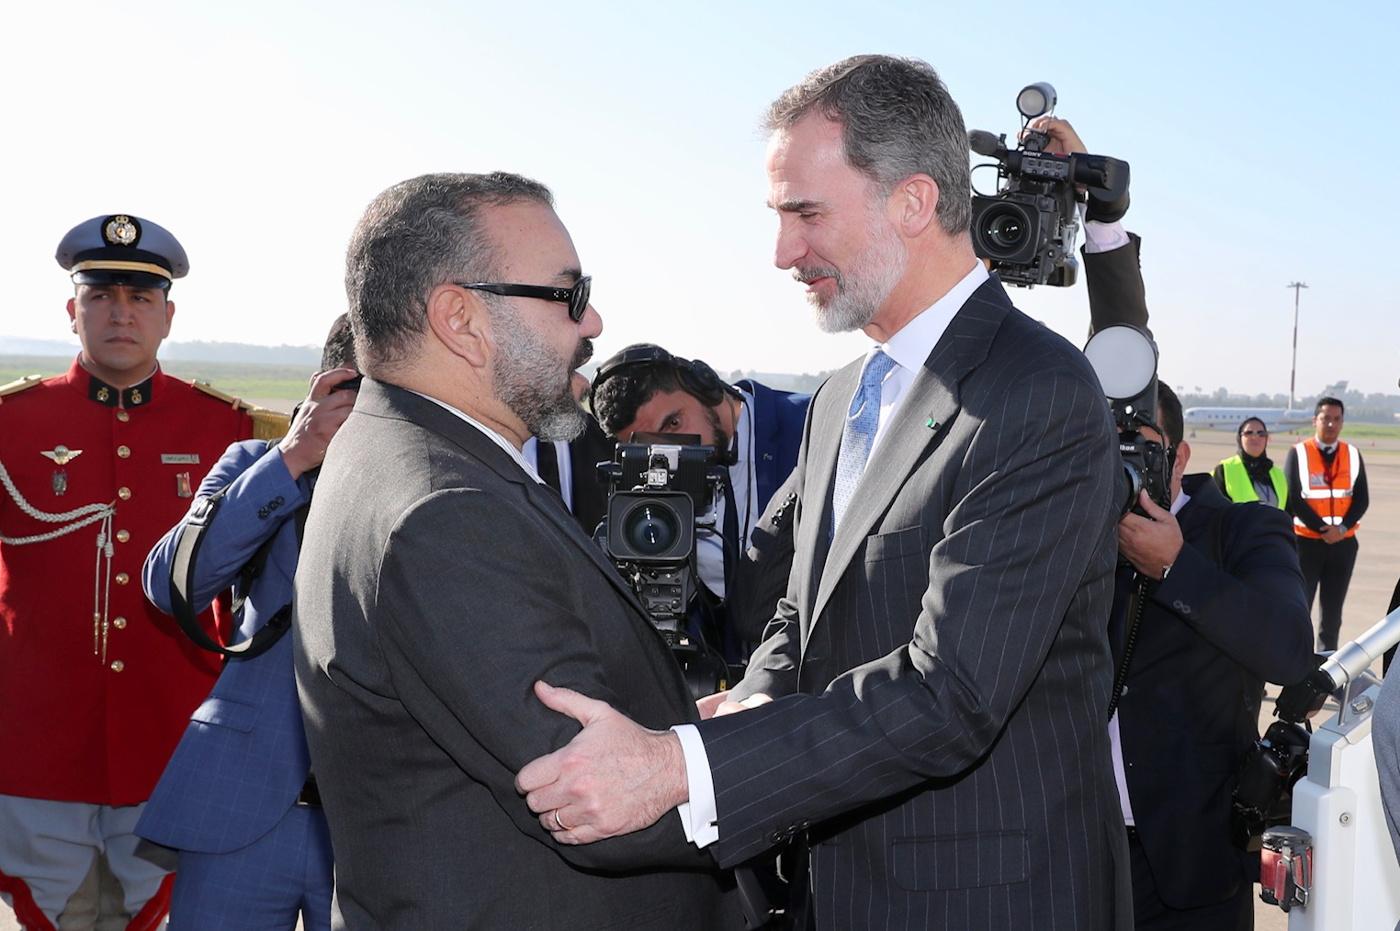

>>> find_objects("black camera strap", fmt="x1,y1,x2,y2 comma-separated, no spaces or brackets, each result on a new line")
167,486,306,660
1106,578,1147,721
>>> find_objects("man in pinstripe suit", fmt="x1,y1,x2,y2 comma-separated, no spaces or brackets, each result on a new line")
519,55,1130,929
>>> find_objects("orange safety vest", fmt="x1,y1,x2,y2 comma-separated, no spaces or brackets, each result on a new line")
1293,438,1360,540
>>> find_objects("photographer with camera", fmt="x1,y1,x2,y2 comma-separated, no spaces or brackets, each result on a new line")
132,315,358,930
590,345,809,660
1050,114,1316,929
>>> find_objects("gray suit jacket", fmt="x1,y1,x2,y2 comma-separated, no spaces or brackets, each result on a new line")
1377,666,1400,926
701,277,1129,929
293,381,739,930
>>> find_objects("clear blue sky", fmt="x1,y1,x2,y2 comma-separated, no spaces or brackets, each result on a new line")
5,0,1397,395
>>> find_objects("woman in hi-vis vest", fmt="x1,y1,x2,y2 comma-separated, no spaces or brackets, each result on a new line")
1213,416,1288,508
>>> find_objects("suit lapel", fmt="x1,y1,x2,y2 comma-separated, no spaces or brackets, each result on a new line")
805,279,1011,644
520,478,654,621
360,380,651,624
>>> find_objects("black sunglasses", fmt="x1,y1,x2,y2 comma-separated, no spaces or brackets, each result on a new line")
454,275,591,322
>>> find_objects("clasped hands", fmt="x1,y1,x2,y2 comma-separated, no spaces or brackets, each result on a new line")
513,682,771,844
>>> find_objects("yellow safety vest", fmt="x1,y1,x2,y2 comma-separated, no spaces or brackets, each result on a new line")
1218,455,1288,509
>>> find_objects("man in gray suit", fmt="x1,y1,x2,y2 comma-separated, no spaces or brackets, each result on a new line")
518,56,1129,929
293,173,740,929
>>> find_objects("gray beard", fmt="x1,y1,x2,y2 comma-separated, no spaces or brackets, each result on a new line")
810,217,907,334
491,310,585,443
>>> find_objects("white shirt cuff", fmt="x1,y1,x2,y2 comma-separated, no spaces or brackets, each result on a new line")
1084,219,1130,253
671,724,719,848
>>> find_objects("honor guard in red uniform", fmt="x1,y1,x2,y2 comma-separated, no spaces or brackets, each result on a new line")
0,214,287,931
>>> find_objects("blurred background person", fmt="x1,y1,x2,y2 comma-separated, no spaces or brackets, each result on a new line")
134,315,358,931
1040,112,1314,929
1213,417,1287,508
1285,397,1370,651
0,214,282,930
589,345,808,663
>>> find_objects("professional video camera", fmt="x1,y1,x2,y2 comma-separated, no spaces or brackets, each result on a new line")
598,435,731,698
1082,325,1173,516
968,83,1130,287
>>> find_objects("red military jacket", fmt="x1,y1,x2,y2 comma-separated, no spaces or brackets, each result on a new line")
0,359,255,805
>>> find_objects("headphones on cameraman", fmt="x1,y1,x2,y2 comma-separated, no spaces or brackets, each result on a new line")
589,343,737,414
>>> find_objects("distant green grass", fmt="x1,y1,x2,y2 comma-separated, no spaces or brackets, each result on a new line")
1,355,312,404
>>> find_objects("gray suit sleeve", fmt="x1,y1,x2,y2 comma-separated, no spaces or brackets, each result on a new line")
700,368,1118,866
1375,671,1400,876
374,489,714,872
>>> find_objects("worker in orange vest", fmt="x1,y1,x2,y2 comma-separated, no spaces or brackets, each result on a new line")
1283,396,1370,651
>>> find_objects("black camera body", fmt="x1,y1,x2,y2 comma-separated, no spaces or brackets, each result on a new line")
968,85,1129,288
598,435,730,697
1232,718,1312,846
1112,403,1174,516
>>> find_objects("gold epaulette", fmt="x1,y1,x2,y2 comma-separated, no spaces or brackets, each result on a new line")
0,374,43,399
189,380,292,441
190,379,250,410
250,407,292,441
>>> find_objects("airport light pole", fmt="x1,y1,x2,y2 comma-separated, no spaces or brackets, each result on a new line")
1286,281,1309,409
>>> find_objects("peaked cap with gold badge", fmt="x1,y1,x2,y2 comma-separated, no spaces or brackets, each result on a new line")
55,213,189,291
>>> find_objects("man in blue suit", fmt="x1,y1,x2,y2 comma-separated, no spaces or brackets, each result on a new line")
135,316,358,930
589,344,809,657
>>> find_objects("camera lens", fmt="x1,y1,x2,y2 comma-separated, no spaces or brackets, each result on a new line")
624,503,680,557
985,211,1026,251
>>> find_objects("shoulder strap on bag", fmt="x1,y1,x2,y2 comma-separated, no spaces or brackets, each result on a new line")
166,488,301,660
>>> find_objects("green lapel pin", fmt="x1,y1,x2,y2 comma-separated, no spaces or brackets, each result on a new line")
926,416,939,430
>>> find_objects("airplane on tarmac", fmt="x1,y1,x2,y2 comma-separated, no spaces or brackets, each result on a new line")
1181,406,1313,429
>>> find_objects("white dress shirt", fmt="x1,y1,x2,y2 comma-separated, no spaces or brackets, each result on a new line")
672,259,990,849
1108,487,1189,826
522,436,575,512
1080,203,1130,255
867,261,988,459
412,391,544,484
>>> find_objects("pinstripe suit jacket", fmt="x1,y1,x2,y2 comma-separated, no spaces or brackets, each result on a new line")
700,277,1130,929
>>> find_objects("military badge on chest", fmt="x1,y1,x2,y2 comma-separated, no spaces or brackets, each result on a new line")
40,446,83,496
162,454,200,498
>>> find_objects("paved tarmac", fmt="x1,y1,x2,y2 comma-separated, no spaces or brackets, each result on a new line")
4,427,1396,931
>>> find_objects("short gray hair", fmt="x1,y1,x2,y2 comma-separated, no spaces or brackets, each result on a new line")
765,55,971,236
345,172,553,371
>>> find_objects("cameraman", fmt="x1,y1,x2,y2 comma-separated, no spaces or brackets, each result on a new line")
1043,116,1316,930
589,345,809,659
132,316,358,930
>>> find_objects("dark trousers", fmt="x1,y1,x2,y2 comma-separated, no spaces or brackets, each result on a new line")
1128,830,1252,930
1296,535,1359,651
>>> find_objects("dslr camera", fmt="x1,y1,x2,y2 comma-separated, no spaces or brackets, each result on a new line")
598,435,731,697
1083,325,1173,516
968,83,1130,287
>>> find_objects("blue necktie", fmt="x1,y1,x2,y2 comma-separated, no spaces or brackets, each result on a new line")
831,349,898,533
